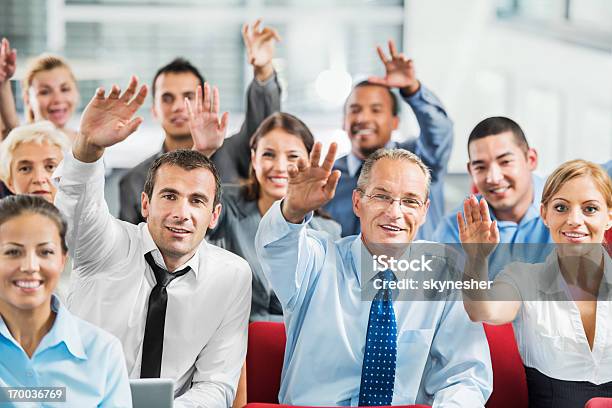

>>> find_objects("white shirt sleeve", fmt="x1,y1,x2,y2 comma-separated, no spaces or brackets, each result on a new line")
54,150,134,276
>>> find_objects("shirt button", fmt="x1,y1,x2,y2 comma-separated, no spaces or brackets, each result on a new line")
26,370,34,377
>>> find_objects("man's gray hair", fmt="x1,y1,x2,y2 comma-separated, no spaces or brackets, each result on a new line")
356,148,431,197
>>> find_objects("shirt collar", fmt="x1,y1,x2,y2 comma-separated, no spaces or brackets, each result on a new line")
350,234,411,286
347,140,397,178
0,295,87,360
489,173,545,225
541,248,612,295
141,223,201,277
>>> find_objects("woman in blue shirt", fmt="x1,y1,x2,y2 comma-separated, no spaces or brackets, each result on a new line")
0,195,131,407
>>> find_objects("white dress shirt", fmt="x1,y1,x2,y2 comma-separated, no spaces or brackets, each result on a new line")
497,249,612,384
55,151,252,408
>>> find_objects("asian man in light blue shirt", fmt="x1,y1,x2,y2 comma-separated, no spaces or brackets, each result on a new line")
433,117,553,278
256,145,492,407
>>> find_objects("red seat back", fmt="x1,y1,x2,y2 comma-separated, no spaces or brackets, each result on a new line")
484,323,528,408
586,398,612,408
246,322,286,403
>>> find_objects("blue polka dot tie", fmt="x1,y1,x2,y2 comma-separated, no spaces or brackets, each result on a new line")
359,270,397,406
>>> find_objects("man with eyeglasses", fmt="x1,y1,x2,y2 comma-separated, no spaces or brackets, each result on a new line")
255,146,492,406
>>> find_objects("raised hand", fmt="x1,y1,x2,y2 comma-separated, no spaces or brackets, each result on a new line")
0,38,17,84
75,76,147,162
282,142,341,223
185,83,229,158
368,39,419,95
457,195,500,259
242,19,281,80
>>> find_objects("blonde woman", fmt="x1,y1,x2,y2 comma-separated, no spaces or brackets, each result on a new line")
460,159,612,407
0,38,79,141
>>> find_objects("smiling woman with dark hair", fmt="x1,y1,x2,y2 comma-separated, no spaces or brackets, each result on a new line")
207,112,341,322
0,195,131,407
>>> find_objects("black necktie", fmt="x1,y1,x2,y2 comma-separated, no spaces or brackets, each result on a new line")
141,252,190,378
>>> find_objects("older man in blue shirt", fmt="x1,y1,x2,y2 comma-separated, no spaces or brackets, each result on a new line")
433,117,553,278
256,144,492,407
324,40,453,241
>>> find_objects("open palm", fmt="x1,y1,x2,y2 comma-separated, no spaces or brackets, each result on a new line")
283,142,341,222
368,40,418,91
185,83,228,156
457,196,500,259
242,19,281,69
79,76,147,148
0,38,17,83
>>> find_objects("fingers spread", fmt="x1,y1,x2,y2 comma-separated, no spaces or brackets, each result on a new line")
463,198,473,225
94,87,106,100
310,142,322,168
376,45,389,64
321,142,337,172
120,76,138,102
457,212,466,234
203,83,211,113
132,84,148,107
196,85,203,114
388,39,398,59
212,86,220,113
325,169,341,198
108,85,121,99
219,111,229,131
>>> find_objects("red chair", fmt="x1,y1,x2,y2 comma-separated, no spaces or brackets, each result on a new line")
246,322,286,404
245,322,528,408
245,322,429,408
483,323,528,408
586,398,612,408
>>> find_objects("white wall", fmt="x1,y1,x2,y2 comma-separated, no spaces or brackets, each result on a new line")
405,0,612,175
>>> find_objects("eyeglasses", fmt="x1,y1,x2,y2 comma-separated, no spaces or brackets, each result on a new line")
361,192,425,211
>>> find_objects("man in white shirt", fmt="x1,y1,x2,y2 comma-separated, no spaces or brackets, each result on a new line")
55,77,252,408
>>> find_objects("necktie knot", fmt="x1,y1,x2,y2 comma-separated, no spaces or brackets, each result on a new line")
375,269,396,302
145,252,190,287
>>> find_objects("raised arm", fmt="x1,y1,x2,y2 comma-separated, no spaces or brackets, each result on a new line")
459,195,520,325
55,77,147,273
213,20,282,182
0,38,19,138
255,143,340,309
369,40,453,181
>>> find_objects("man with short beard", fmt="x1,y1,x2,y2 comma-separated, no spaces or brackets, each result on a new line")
324,40,453,240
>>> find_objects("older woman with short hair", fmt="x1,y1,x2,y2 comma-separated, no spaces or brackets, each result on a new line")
0,121,71,300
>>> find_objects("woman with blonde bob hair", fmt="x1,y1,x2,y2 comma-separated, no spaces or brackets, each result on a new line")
0,195,131,406
0,121,72,300
459,159,612,407
0,121,70,202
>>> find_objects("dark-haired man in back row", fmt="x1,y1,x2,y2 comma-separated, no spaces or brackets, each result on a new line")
120,20,281,224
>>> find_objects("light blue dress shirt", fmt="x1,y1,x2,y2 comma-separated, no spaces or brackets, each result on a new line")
255,201,492,407
0,296,131,407
433,174,553,278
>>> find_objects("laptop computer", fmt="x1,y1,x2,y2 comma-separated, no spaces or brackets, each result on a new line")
129,378,174,408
